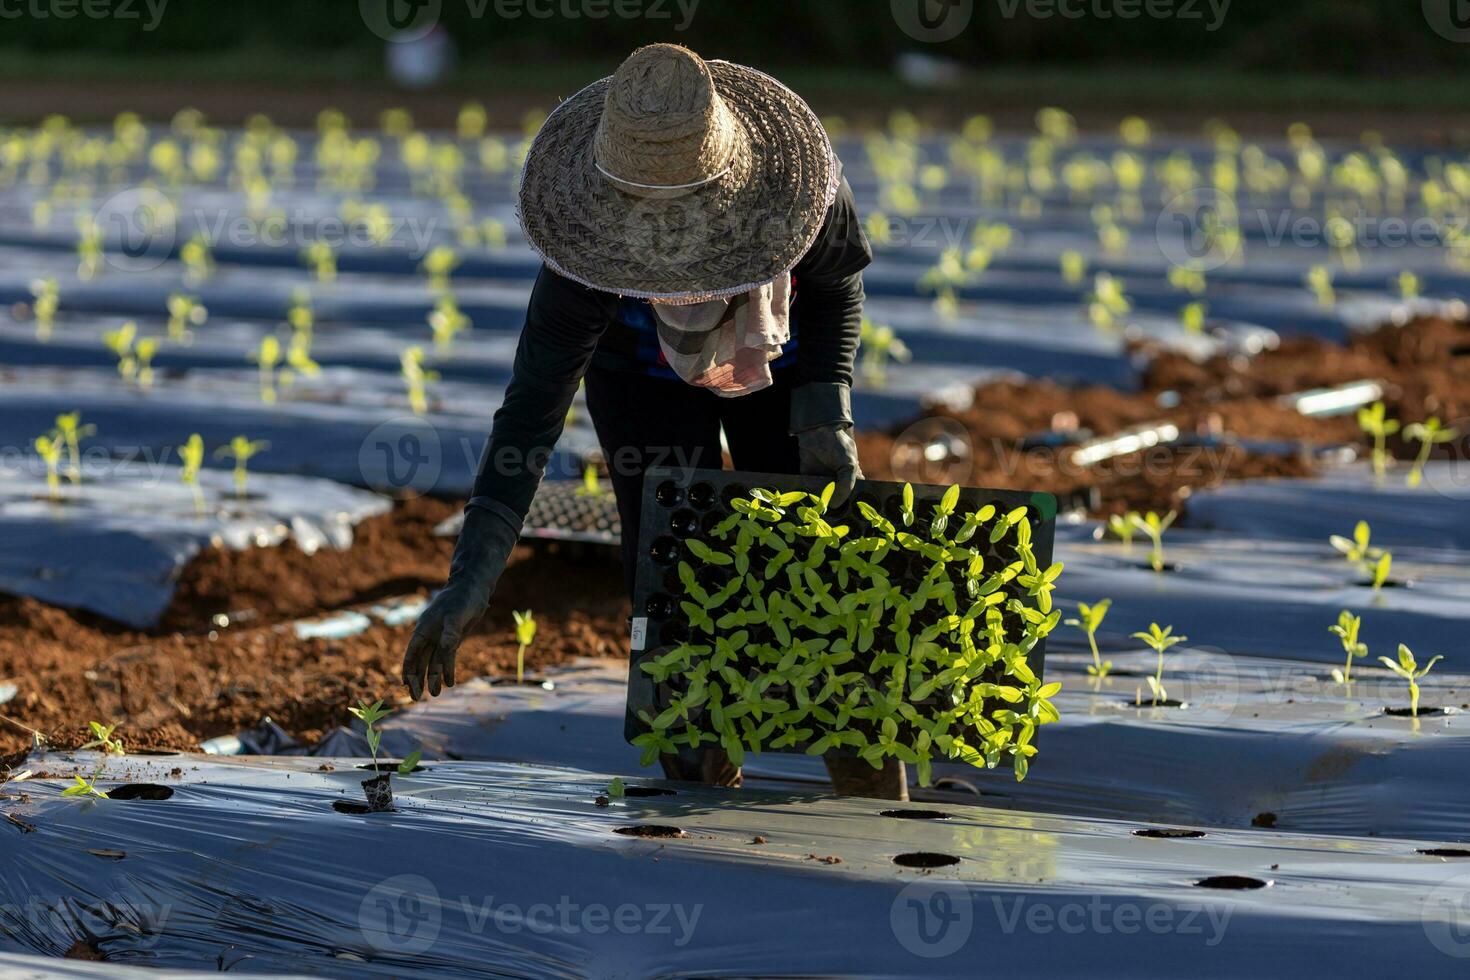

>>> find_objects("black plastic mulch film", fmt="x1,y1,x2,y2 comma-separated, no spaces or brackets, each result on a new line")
626,466,1058,780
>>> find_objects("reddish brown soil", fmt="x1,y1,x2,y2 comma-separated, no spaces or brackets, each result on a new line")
859,314,1470,517
1,313,1464,764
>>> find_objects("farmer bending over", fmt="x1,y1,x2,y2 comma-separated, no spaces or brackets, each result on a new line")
402,44,904,800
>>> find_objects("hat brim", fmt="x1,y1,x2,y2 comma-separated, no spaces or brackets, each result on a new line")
517,61,838,301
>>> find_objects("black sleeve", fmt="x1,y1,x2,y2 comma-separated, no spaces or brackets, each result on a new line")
791,174,872,388
470,265,617,523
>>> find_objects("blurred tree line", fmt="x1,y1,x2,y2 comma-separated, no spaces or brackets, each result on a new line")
5,0,1463,74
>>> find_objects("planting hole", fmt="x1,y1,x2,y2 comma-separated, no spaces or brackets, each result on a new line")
332,800,384,815
654,481,685,508
649,536,680,565
1122,698,1189,709
1133,828,1206,839
615,824,687,839
644,594,675,620
881,808,951,820
358,762,427,773
1194,875,1270,890
1355,576,1412,589
1385,706,1448,717
893,851,961,869
106,784,173,801
1252,812,1278,828
1417,848,1470,858
719,483,748,508
622,786,677,798
669,510,699,538
687,482,716,509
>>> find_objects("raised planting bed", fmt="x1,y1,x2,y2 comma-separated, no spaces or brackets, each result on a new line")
627,467,1059,785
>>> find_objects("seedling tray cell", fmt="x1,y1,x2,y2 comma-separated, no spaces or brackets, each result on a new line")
626,466,1058,783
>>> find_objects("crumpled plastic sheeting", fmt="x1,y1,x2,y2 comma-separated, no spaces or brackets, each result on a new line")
1,753,1467,977
0,365,596,498
0,458,389,628
379,657,1470,842
1183,462,1470,551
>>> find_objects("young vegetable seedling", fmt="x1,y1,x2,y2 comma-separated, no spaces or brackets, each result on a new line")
1128,510,1177,572
1403,417,1459,488
63,721,126,801
1378,644,1443,718
1065,598,1113,680
512,609,537,684
1356,402,1400,481
400,346,439,415
347,698,414,811
214,436,269,500
1131,623,1187,706
1327,610,1367,685
577,463,603,498
33,434,63,501
1106,513,1135,550
250,335,283,404
428,295,471,352
166,293,207,343
179,433,206,516
420,245,460,293
53,412,95,485
1330,520,1382,574
30,278,58,342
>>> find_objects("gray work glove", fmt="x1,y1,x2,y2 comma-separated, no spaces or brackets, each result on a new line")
402,498,520,700
791,381,862,509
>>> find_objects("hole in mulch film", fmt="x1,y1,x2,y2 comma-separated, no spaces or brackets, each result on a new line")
622,786,677,798
106,784,174,801
1123,698,1189,709
893,851,961,869
1417,848,1470,858
615,824,687,839
1384,706,1448,717
333,800,388,815
1194,875,1271,890
358,762,428,773
1133,828,1206,839
881,809,952,820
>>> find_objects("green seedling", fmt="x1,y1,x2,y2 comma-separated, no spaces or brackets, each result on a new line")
63,720,126,801
1060,250,1087,286
52,411,95,484
1106,513,1135,550
858,317,911,388
1378,644,1443,718
512,609,537,685
179,433,206,516
1403,417,1458,488
577,463,603,498
1397,270,1420,301
1086,272,1131,331
918,247,967,318
1167,265,1207,295
398,750,423,776
1328,610,1367,685
428,295,471,352
1131,623,1187,706
31,278,58,342
180,233,213,281
607,776,626,799
33,434,62,501
1356,402,1399,480
133,337,159,388
1329,519,1387,578
1179,301,1207,334
1306,264,1335,308
103,321,138,382
214,435,269,499
250,335,283,404
1065,598,1113,679
302,242,337,283
400,346,439,415
1128,510,1177,572
1368,551,1393,596
348,699,395,779
76,215,104,280
420,245,460,293
61,774,109,800
166,293,207,343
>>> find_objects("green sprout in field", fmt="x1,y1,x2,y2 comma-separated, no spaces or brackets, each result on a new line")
1328,610,1367,685
1128,510,1177,572
214,435,269,500
52,411,95,485
577,463,603,498
1131,623,1187,706
349,699,390,768
1403,417,1458,488
858,317,911,388
75,215,104,280
1396,270,1420,301
166,293,207,343
103,321,139,382
31,278,59,342
1179,301,1207,334
428,295,471,352
1378,644,1443,718
1167,265,1207,295
606,776,626,799
1329,520,1390,588
1086,272,1131,332
512,609,537,684
1306,265,1335,308
1065,598,1113,680
420,245,460,293
33,434,63,501
917,247,967,318
179,433,206,516
1106,513,1135,550
302,242,337,283
63,721,126,801
180,232,213,282
1356,402,1400,480
1060,250,1087,286
1367,550,1393,596
400,346,439,415
250,335,283,404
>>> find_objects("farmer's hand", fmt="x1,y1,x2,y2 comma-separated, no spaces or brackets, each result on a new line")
791,382,862,508
402,501,520,700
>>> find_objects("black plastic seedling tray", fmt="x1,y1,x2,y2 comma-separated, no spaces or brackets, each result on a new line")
625,466,1058,770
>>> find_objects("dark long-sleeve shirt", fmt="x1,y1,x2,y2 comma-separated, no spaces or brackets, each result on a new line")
471,175,873,525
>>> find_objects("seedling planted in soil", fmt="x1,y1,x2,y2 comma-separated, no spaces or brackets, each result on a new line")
1328,610,1368,685
178,433,206,515
1356,402,1400,481
1131,623,1187,706
1128,510,1177,572
1379,644,1443,718
52,412,95,485
1066,598,1113,679
62,722,126,802
215,436,269,500
347,699,398,811
1404,417,1459,488
512,609,537,684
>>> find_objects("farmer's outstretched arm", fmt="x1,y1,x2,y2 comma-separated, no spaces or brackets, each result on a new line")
789,175,873,506
403,267,616,700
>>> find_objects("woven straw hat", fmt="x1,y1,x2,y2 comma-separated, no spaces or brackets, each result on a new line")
517,44,839,301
